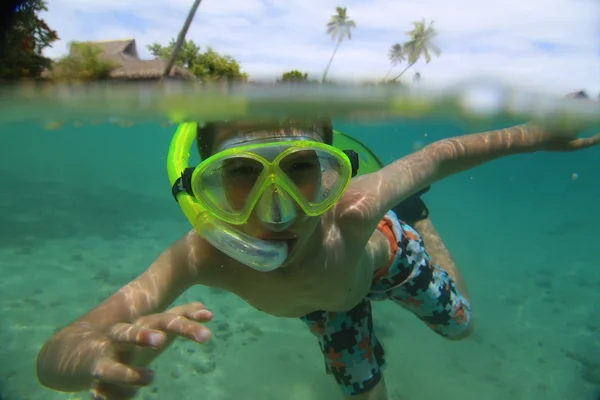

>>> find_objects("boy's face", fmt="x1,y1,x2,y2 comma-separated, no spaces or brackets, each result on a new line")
209,127,326,265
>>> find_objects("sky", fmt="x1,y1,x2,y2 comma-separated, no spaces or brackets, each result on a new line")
40,0,600,96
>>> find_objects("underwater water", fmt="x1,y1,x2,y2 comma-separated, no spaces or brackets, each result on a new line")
0,83,599,400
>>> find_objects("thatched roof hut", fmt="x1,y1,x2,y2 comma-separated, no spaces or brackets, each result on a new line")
48,38,196,81
93,39,195,80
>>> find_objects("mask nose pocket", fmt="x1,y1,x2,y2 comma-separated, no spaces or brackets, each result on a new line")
256,185,298,231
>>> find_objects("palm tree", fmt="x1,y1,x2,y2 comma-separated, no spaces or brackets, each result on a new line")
161,0,203,80
322,6,356,83
383,43,405,81
390,18,440,82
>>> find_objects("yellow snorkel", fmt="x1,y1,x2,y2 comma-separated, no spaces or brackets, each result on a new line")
167,122,288,272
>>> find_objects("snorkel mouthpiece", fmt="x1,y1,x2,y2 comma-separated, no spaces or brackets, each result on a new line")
167,122,289,272
255,186,298,232
195,213,288,272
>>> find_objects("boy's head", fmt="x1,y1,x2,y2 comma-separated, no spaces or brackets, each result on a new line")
194,117,336,265
196,117,334,160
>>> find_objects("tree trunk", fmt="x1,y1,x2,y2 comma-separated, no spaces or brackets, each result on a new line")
161,0,202,81
390,61,415,82
322,39,342,83
382,64,395,81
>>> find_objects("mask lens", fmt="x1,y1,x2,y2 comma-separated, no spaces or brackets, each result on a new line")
194,156,265,214
278,150,321,201
278,148,348,207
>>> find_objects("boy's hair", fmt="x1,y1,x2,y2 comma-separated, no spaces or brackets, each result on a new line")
196,117,334,160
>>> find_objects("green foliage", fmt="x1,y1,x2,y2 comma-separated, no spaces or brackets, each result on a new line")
278,70,309,82
197,48,248,81
147,39,247,81
147,39,200,70
0,0,59,79
49,41,120,81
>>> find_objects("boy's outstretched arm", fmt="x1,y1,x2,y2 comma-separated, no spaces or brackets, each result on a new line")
378,122,599,216
36,231,215,392
343,122,599,226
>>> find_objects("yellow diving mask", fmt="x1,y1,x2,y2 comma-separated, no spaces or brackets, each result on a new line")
167,122,359,272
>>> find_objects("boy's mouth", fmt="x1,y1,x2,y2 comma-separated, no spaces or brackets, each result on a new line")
258,235,297,255
286,238,297,255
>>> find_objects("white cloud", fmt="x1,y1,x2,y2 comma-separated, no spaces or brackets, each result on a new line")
40,0,600,95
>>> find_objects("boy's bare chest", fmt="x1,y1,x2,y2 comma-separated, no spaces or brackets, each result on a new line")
209,235,382,318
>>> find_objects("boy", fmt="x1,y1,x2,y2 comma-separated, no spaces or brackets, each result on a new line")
36,116,599,400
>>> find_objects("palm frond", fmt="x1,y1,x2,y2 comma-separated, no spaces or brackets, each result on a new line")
423,47,431,63
429,42,441,57
388,43,405,64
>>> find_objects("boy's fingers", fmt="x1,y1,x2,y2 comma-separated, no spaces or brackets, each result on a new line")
92,357,154,387
183,309,213,322
108,323,166,349
166,302,207,315
108,302,213,348
167,302,213,322
142,314,212,343
566,132,600,150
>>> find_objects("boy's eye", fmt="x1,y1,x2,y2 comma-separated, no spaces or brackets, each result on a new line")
288,160,319,173
231,166,258,175
281,152,320,175
223,160,263,179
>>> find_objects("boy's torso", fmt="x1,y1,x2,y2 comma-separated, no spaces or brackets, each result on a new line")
198,213,392,318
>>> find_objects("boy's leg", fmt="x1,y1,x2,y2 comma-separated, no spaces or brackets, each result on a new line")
371,206,473,339
411,217,471,303
391,187,471,303
300,300,387,398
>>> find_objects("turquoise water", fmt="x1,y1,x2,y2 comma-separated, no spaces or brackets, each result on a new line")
1,103,600,399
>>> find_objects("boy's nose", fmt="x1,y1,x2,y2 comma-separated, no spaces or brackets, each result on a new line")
255,187,297,231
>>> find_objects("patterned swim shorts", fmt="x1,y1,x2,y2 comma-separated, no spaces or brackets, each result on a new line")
300,210,472,396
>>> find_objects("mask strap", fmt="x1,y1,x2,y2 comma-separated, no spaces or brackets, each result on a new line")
171,167,196,202
343,150,359,177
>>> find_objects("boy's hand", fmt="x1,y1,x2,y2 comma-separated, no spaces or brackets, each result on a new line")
537,126,600,152
89,302,213,400
535,96,600,152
